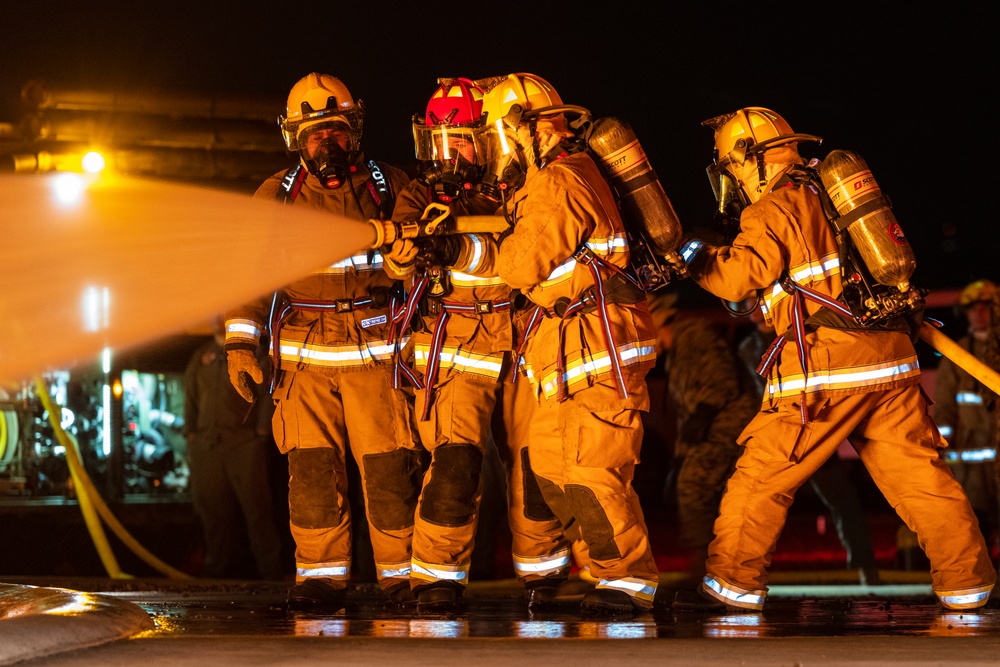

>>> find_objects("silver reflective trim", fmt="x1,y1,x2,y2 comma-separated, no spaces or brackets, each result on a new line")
297,566,349,578
703,576,765,609
227,322,261,337
956,392,984,405
512,554,571,574
597,578,657,599
943,448,996,462
939,590,990,609
379,566,411,579
468,235,484,272
767,361,919,394
411,562,467,581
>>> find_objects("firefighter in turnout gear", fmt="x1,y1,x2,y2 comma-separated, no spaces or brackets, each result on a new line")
225,73,423,611
383,78,569,613
673,107,994,612
934,280,999,542
485,73,660,615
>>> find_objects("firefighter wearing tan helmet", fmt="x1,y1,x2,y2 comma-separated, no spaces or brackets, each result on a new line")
225,73,422,611
484,73,661,616
673,107,995,612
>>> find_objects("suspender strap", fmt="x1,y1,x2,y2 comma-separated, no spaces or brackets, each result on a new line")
511,306,545,385
391,277,430,390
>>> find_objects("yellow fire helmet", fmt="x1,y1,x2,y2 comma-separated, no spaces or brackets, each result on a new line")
478,73,563,129
701,107,821,212
279,73,364,154
959,279,999,307
703,107,820,169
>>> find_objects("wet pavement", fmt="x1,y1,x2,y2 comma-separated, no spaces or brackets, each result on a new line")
4,574,1000,666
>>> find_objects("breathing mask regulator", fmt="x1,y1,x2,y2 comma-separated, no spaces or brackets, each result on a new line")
297,119,360,189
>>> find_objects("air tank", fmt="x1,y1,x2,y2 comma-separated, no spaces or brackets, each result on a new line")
587,117,682,256
819,149,916,291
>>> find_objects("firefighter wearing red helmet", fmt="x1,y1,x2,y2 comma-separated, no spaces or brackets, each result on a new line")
673,107,994,612
225,73,422,611
483,73,660,616
383,78,571,613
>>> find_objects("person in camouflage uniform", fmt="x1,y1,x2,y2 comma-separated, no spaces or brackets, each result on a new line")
648,292,758,585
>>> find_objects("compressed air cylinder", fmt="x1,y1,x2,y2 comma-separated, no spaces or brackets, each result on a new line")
588,117,682,255
819,149,916,291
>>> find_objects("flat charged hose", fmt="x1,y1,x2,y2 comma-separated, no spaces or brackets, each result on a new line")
918,322,1000,395
34,377,193,580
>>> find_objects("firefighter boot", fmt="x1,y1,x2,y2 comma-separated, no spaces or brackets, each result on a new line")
287,579,347,611
580,588,637,616
417,583,462,614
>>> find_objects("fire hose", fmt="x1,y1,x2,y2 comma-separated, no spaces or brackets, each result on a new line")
918,321,1000,395
33,377,192,580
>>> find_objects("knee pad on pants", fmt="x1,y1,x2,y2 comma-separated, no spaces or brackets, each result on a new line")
565,484,621,561
287,448,341,529
362,448,428,531
520,448,557,522
419,443,482,527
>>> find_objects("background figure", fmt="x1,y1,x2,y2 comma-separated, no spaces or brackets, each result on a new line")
737,301,881,584
183,317,285,580
934,279,999,549
648,292,756,587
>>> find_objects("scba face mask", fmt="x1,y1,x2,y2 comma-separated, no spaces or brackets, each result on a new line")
298,120,359,189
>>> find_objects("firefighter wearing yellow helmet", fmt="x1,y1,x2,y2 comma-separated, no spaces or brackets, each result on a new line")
383,78,572,613
673,107,995,612
933,279,999,538
483,73,660,615
225,73,422,611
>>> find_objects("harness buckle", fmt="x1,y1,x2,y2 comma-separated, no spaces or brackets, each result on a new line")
474,300,494,315
423,298,443,316
335,299,354,313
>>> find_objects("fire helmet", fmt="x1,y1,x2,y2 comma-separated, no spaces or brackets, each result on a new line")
412,78,489,201
477,73,590,191
959,279,999,307
702,107,821,212
278,73,365,188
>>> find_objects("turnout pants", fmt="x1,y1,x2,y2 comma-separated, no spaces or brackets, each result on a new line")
272,367,422,593
528,379,659,609
705,385,995,610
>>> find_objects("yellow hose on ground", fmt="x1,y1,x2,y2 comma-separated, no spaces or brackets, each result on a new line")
34,377,193,580
918,322,1000,395
34,377,128,579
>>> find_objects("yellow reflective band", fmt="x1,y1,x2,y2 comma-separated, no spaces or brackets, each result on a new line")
766,358,921,398
450,272,507,287
597,577,657,602
414,346,505,378
763,253,841,310
279,340,396,367
540,342,656,399
703,576,765,610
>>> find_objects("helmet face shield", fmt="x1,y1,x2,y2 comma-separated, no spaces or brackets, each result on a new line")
280,107,363,153
706,162,747,217
413,124,481,163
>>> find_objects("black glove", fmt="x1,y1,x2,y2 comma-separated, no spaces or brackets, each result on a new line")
679,402,718,444
414,236,462,270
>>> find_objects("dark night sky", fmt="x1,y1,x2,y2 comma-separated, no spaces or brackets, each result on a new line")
1,2,995,289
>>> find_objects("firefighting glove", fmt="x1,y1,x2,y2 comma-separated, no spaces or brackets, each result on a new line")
226,349,263,403
414,236,462,270
384,239,418,266
679,402,717,444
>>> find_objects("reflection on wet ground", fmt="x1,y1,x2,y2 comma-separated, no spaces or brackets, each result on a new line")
120,583,1000,640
